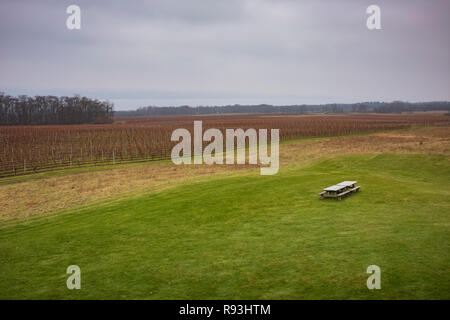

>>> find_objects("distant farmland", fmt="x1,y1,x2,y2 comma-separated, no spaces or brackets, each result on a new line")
1,114,449,177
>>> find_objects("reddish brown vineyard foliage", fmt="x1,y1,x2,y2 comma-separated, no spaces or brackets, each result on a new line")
0,114,449,177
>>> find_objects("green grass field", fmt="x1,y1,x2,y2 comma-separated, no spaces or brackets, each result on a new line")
1,152,449,299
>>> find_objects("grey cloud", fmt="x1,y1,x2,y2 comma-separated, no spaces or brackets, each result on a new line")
0,0,449,110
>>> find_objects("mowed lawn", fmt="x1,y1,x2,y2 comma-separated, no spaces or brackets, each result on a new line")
0,153,449,299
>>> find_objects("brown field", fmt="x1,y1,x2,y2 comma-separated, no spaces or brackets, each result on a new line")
0,125,449,222
0,113,449,177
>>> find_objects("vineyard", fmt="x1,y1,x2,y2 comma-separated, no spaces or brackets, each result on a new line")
1,114,449,177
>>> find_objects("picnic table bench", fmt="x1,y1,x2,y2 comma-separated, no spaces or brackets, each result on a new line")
319,181,360,200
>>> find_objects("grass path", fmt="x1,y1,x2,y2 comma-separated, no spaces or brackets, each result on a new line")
0,153,449,299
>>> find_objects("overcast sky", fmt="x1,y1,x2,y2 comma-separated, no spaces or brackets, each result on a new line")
1,0,449,110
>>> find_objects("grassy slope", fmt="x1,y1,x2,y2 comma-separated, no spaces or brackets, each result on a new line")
0,153,449,299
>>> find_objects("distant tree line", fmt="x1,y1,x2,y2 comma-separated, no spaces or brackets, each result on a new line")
115,101,450,117
0,93,114,125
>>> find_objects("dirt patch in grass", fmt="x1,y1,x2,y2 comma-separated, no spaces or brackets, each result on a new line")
280,127,450,166
0,162,256,222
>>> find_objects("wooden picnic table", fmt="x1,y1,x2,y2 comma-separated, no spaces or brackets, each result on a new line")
320,181,360,200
